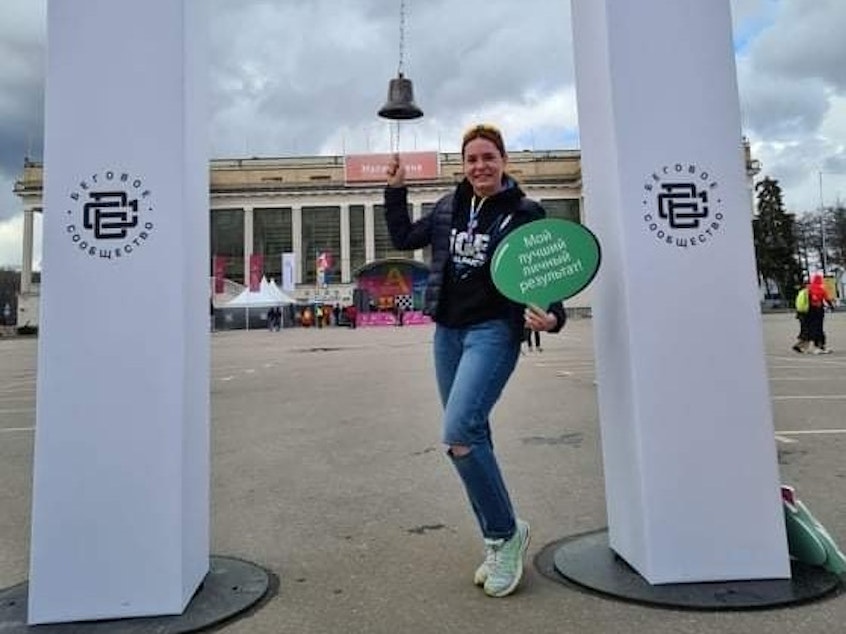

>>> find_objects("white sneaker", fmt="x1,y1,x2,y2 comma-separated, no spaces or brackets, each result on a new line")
475,519,531,586
474,543,496,586
482,519,530,597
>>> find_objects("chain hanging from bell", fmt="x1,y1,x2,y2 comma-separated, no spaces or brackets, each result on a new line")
378,0,423,152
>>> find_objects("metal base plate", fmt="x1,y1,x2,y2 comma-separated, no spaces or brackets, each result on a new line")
535,529,842,610
0,555,273,632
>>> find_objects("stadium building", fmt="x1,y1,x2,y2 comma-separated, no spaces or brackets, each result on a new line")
12,145,758,327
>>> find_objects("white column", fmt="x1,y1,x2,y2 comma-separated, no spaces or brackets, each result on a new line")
571,0,788,583
364,203,375,263
242,205,253,286
292,204,303,284
411,201,423,262
30,0,209,623
20,207,35,294
340,203,351,283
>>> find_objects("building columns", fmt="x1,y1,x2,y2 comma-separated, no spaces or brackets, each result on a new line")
292,204,303,284
340,203,351,283
242,205,253,286
364,203,375,263
21,207,36,294
411,201,423,262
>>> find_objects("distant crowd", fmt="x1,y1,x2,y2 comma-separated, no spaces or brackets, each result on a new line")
295,303,357,329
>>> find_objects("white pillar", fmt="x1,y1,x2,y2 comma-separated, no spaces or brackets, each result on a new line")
243,205,254,286
292,204,303,284
364,203,375,263
571,0,789,584
30,0,209,623
20,207,35,294
340,203,351,283
411,201,423,262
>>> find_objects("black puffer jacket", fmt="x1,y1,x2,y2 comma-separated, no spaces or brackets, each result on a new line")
384,179,566,339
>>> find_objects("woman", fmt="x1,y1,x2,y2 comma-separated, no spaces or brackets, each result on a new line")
806,273,835,353
523,326,542,353
384,124,566,597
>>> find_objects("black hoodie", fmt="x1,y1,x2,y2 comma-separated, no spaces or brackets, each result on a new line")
384,177,566,339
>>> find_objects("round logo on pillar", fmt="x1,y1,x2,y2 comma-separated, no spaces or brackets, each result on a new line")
64,169,156,261
641,163,724,249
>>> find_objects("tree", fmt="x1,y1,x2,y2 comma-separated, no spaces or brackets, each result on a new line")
825,203,846,271
794,214,818,278
796,202,846,276
0,268,19,325
752,177,803,303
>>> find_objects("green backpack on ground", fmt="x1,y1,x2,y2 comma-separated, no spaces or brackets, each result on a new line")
795,288,809,313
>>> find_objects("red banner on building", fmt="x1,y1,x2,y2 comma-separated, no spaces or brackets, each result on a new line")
344,151,439,184
213,256,226,294
249,254,263,292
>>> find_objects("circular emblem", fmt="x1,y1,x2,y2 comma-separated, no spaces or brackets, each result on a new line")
64,169,155,260
641,163,724,248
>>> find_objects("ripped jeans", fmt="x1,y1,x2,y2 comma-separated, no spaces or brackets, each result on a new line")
434,319,521,540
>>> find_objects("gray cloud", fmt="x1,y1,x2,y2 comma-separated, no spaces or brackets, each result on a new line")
747,0,846,91
206,0,573,158
738,64,829,140
0,1,45,183
735,0,846,213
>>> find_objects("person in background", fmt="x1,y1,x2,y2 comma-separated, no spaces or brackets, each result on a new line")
346,304,357,329
523,326,541,353
383,123,566,598
792,282,810,353
301,307,313,328
805,273,835,354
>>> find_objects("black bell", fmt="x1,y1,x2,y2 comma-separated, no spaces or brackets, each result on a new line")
378,73,423,120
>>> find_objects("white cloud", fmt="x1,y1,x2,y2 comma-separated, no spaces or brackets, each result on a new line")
0,215,23,268
0,173,23,267
0,169,41,267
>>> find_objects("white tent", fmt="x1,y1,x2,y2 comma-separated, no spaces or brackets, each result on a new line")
226,289,278,309
226,276,296,308
225,276,295,330
263,278,298,305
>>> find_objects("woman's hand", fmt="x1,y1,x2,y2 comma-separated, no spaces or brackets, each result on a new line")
524,304,556,332
386,153,406,188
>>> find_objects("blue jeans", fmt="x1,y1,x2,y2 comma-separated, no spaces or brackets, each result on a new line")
434,319,521,540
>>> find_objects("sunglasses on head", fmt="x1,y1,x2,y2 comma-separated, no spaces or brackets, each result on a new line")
462,124,502,143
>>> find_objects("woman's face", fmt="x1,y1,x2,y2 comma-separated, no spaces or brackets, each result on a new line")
463,137,506,197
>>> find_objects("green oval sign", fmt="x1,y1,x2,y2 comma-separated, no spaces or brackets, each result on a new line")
491,218,601,305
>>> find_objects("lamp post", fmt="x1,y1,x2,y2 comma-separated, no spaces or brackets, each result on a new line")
819,171,828,275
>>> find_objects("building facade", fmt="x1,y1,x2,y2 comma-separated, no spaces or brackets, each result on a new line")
12,145,758,326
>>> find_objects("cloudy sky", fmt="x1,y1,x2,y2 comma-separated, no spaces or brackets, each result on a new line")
1,0,845,268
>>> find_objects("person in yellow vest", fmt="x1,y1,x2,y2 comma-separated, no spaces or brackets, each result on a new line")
792,283,810,353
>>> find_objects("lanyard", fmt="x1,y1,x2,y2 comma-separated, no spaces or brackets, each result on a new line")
467,195,486,240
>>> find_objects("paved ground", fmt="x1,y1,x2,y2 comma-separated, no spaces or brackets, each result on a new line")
2,313,846,633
